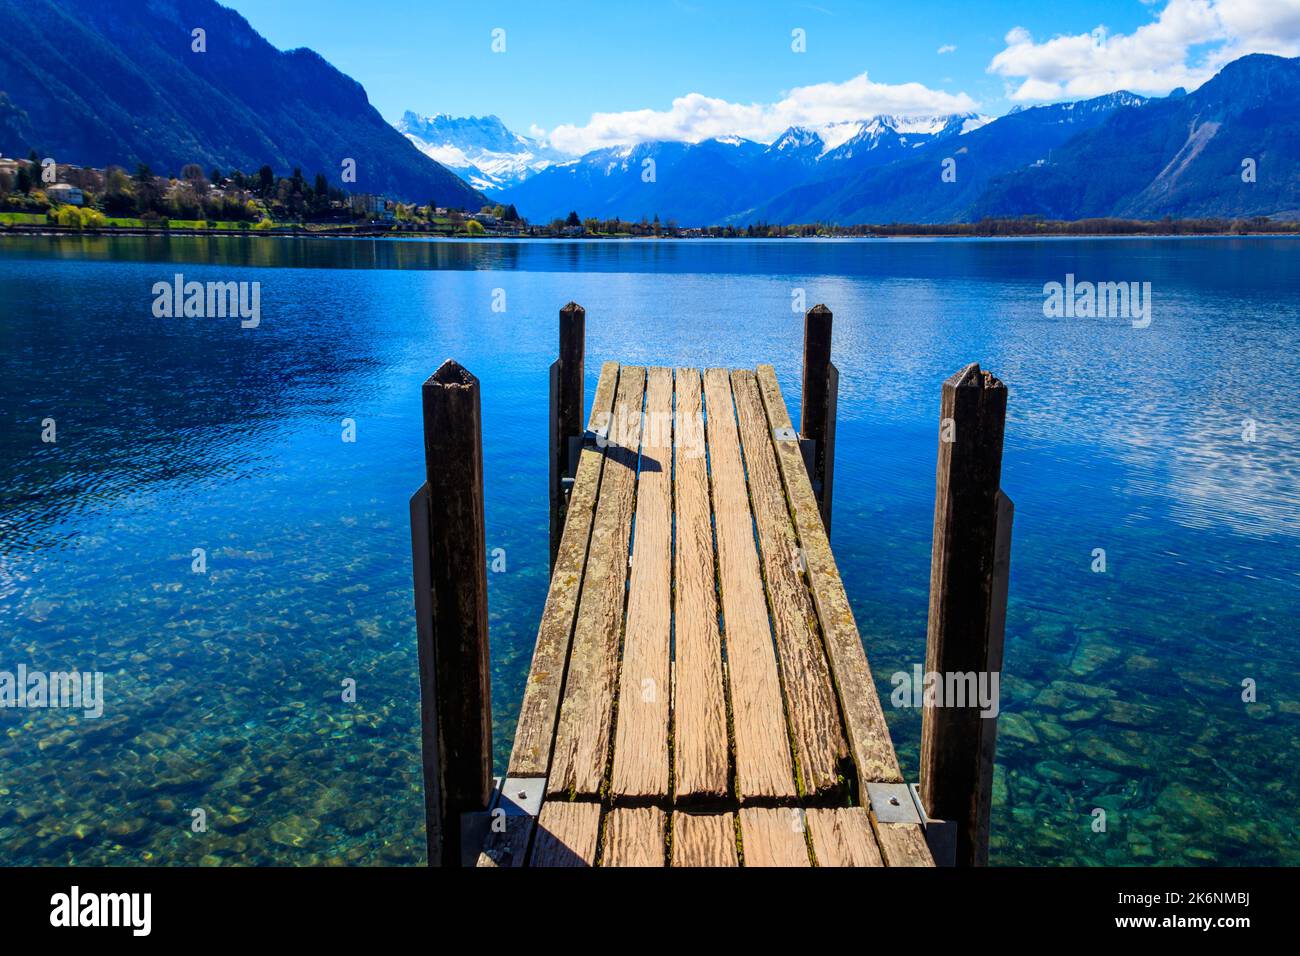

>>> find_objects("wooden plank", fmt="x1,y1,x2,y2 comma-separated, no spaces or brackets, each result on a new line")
870,816,936,867
509,361,620,777
530,801,602,867
548,366,646,798
601,807,666,867
806,807,884,867
418,360,493,866
738,808,810,867
919,363,1008,868
671,368,729,801
755,364,902,788
702,368,796,800
611,367,674,798
731,370,846,796
671,812,738,867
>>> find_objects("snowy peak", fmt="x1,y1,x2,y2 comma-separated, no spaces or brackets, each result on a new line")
817,113,991,160
768,126,825,156
395,112,564,193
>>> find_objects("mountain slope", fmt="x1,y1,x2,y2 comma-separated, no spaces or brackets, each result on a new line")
503,114,988,225
755,93,1146,224
971,55,1300,220
0,0,483,206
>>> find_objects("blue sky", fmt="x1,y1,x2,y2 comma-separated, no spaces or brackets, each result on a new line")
229,0,1300,153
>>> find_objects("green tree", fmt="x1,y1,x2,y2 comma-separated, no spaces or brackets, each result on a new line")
565,210,580,227
257,165,275,196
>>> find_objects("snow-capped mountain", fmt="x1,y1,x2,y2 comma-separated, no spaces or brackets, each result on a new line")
396,112,564,194
762,113,991,163
505,112,994,223
405,57,1300,227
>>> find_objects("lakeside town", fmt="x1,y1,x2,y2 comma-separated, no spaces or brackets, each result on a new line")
3,153,1299,240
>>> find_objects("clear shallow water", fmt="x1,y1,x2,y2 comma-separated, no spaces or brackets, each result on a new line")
1,235,1297,866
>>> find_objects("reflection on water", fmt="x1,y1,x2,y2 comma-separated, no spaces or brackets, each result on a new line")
1,235,1297,865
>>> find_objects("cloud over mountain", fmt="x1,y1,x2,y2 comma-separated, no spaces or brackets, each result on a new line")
990,0,1300,101
542,72,979,155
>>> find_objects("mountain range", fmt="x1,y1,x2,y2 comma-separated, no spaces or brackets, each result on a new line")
1,0,1295,227
0,0,483,208
415,54,1300,226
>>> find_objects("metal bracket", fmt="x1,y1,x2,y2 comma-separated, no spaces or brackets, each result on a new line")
497,776,545,817
866,782,921,825
773,425,798,442
908,783,957,867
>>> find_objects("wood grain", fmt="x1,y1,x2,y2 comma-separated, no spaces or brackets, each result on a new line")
738,807,810,867
732,369,846,796
671,368,729,801
671,812,737,867
531,801,602,867
755,364,902,788
510,361,620,777
870,816,936,867
703,368,796,800
418,361,492,866
806,807,884,867
919,363,1008,868
548,366,646,797
611,367,674,798
602,807,666,867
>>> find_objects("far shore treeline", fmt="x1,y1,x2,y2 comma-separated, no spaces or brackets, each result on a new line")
2,154,1298,239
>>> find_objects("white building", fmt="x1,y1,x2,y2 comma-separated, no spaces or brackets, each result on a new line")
46,183,84,206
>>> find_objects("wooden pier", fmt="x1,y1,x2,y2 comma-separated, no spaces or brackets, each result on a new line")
410,303,1012,868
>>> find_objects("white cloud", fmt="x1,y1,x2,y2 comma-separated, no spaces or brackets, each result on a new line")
989,0,1300,101
938,44,958,54
541,73,979,155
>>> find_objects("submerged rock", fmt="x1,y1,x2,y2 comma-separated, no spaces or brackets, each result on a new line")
1069,634,1123,676
1104,700,1159,728
1000,713,1040,745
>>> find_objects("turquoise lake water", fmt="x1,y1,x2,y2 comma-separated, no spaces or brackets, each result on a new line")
1,235,1297,865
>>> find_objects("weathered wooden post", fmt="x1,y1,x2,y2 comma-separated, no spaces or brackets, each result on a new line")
918,363,1011,867
409,359,493,866
549,302,586,572
799,304,837,531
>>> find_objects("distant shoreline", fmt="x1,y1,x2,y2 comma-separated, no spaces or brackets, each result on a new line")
4,223,1300,241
